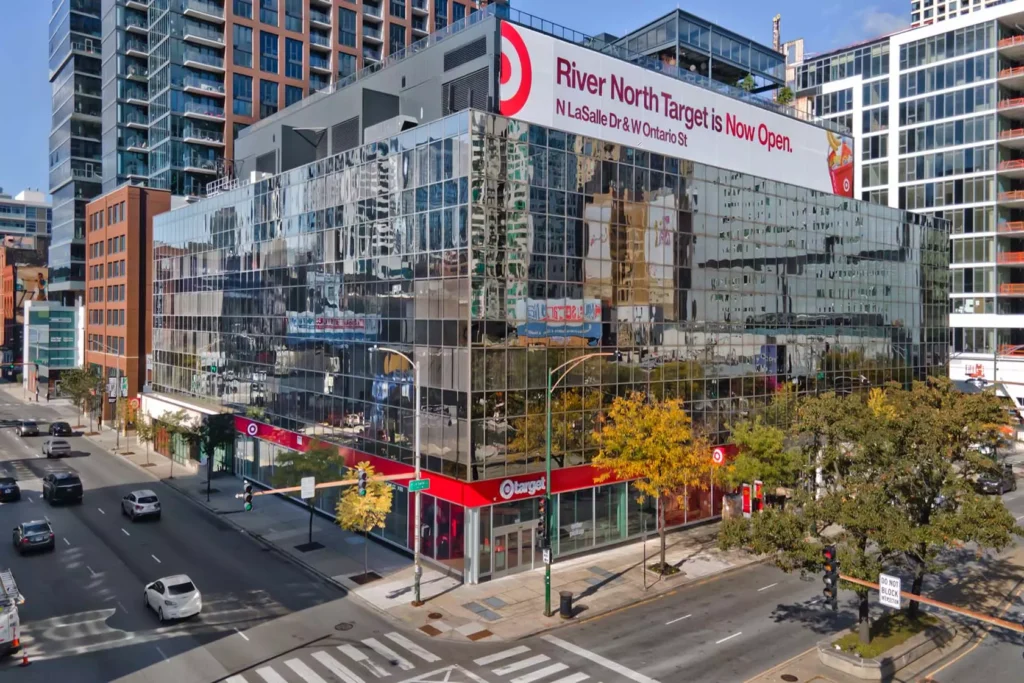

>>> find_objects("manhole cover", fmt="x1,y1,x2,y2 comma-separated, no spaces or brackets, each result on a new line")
781,675,799,682
335,622,354,631
428,612,443,620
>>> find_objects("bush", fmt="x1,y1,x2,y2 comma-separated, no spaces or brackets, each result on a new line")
833,611,938,659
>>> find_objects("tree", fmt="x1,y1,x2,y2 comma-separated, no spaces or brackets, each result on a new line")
61,367,102,427
776,85,795,105
199,414,236,469
719,416,801,495
738,74,756,92
507,389,603,468
273,439,343,488
135,414,156,467
336,461,393,580
592,392,714,574
159,409,201,478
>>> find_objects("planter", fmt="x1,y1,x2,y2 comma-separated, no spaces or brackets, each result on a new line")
817,616,956,680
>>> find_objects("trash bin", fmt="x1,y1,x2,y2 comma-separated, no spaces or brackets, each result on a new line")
559,591,574,619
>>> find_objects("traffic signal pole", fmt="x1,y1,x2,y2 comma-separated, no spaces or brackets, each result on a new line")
236,472,414,501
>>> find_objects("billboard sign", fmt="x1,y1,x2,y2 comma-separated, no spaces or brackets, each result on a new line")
499,22,854,196
287,312,379,343
515,297,602,345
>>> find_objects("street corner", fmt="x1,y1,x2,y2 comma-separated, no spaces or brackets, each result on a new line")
395,606,502,643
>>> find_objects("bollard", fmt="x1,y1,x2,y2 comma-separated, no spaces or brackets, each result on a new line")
559,590,574,619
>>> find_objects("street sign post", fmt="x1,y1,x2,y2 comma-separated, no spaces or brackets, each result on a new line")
121,377,128,397
409,478,430,492
879,573,902,609
542,547,551,564
301,476,316,545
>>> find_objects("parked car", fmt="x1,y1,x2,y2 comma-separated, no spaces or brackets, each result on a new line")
48,422,72,437
42,438,72,458
977,464,1017,495
144,575,202,622
11,520,55,555
0,477,19,503
42,473,82,505
122,490,161,521
16,421,39,437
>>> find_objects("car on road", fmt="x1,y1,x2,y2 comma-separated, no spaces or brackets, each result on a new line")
42,472,83,505
122,490,161,521
48,421,72,437
144,575,202,622
977,464,1017,495
42,438,72,458
0,477,20,503
12,520,55,555
16,421,39,437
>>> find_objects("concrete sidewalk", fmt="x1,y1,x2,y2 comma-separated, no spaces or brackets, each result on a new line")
0,383,759,642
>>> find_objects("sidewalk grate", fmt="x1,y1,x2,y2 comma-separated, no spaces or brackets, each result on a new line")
482,597,507,609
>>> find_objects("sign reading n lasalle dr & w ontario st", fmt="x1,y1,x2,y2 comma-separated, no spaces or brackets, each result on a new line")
498,22,855,197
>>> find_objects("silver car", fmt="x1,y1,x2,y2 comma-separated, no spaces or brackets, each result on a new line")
42,438,71,458
122,490,161,521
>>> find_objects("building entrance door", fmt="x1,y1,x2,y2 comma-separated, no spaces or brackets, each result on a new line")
491,523,535,579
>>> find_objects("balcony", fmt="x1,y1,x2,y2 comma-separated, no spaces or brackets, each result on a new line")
999,283,1024,295
1000,221,1024,235
999,97,1024,120
999,64,1024,90
310,9,332,27
363,25,383,43
183,0,225,24
310,55,331,73
124,164,148,178
123,110,148,128
997,250,1024,264
183,102,225,121
183,22,225,48
363,4,383,22
310,0,332,5
411,0,428,14
71,39,101,58
124,137,148,153
126,63,148,81
411,19,428,35
183,49,225,73
182,127,224,146
125,0,149,10
183,76,225,97
182,156,218,174
363,47,381,63
124,16,148,34
999,159,1024,179
999,34,1024,60
999,127,1024,150
123,88,148,106
309,31,332,51
124,39,148,58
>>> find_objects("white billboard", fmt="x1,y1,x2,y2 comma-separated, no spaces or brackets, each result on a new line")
498,22,854,197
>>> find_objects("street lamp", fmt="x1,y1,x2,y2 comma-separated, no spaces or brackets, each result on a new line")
370,345,424,606
544,351,615,617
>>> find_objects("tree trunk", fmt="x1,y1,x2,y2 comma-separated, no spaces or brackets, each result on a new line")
908,570,925,618
658,494,667,572
364,530,369,579
858,592,871,644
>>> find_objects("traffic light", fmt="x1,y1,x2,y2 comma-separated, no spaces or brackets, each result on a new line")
243,481,253,511
822,544,839,611
357,468,368,497
537,497,548,546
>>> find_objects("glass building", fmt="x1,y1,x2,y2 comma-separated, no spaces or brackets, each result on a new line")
152,106,949,582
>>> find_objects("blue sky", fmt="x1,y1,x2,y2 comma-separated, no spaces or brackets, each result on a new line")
0,0,907,198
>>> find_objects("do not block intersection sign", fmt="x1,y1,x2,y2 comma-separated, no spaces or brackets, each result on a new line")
879,573,901,609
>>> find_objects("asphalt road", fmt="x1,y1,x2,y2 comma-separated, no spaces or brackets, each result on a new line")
0,398,395,681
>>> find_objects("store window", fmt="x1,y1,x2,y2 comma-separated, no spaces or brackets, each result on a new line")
557,488,595,555
594,482,628,546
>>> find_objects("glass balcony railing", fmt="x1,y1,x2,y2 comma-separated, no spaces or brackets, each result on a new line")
184,102,225,118
182,127,224,143
363,4,382,18
125,63,148,78
124,38,148,54
124,15,148,31
122,110,148,125
309,32,331,47
183,49,224,69
411,0,428,10
182,76,225,94
363,26,382,40
181,155,218,171
363,47,381,61
123,87,148,101
123,163,148,176
123,136,148,149
310,55,330,70
183,0,224,19
183,21,225,44
310,9,331,25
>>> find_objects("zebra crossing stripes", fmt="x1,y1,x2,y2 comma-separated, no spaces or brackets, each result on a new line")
362,637,415,671
284,660,329,683
310,651,364,683
474,647,592,683
493,654,551,676
255,667,289,683
382,631,440,662
338,644,392,678
510,663,570,683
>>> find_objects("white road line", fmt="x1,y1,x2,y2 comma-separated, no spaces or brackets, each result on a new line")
151,554,161,564
28,496,34,502
542,635,660,683
511,663,570,683
493,654,550,676
338,644,390,678
757,582,779,592
312,652,365,683
117,600,127,612
97,508,105,515
1016,514,1024,521
364,637,414,670
62,537,70,546
86,565,98,577
549,675,590,683
474,645,532,666
715,632,742,645
121,528,130,536
155,646,168,661
286,659,329,683
224,677,249,683
234,628,250,642
383,632,439,662
255,667,288,683
665,614,692,625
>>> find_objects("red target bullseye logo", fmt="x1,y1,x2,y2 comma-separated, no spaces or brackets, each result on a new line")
712,448,726,466
499,23,532,117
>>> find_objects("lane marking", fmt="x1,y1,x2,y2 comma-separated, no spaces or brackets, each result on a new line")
542,635,659,683
86,565,98,577
224,677,249,683
1016,514,1024,521
117,601,126,612
255,668,288,683
234,628,250,642
97,508,105,515
363,636,414,670
285,659,328,683
666,614,692,625
511,663,570,683
474,645,532,666
716,632,742,645
312,652,365,683
155,645,168,661
383,632,440,662
121,528,130,536
757,582,779,592
28,496,34,502
62,537,70,546
338,644,390,678
549,675,589,683
151,554,161,564
494,655,551,676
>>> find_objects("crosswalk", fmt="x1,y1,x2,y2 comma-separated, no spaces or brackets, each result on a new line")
474,645,596,683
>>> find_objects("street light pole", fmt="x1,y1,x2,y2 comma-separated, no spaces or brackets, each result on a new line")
372,345,423,606
544,351,614,617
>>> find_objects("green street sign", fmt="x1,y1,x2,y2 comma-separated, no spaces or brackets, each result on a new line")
409,478,431,492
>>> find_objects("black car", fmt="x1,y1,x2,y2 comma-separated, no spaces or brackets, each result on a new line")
42,472,83,505
12,520,55,554
0,476,20,502
16,421,39,437
977,464,1017,495
48,421,72,437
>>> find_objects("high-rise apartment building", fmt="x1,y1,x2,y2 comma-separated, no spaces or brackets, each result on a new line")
48,0,102,304
789,0,1024,407
912,0,1009,27
0,189,53,248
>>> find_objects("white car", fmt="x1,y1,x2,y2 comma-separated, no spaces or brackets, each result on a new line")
144,575,201,622
122,490,161,521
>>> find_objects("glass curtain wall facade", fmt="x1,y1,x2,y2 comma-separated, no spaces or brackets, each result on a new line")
153,110,949,579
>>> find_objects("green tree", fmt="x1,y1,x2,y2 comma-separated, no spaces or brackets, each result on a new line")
336,461,394,579
272,439,343,488
738,74,756,92
135,414,156,467
592,392,714,574
719,416,801,494
776,85,795,105
199,414,236,469
61,367,102,427
159,409,201,478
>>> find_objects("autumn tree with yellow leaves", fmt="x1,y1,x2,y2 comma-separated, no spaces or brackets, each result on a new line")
337,461,394,581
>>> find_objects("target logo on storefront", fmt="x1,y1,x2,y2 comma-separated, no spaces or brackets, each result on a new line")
712,447,726,465
246,423,258,437
499,22,533,117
